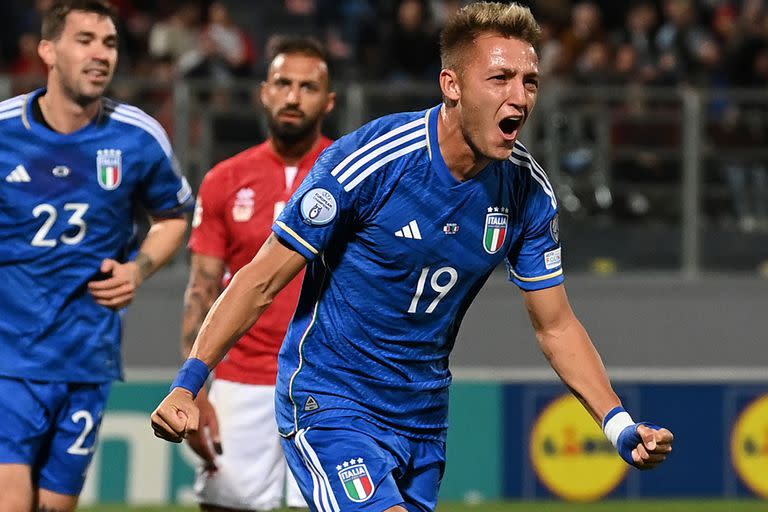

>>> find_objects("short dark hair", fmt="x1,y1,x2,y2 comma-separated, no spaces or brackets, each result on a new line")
440,2,541,72
265,35,332,82
41,0,118,41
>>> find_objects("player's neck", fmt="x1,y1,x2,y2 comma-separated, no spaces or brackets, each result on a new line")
437,105,490,181
270,132,320,166
38,86,102,135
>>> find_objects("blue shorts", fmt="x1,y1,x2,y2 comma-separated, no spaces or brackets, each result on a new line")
0,376,111,496
281,416,446,512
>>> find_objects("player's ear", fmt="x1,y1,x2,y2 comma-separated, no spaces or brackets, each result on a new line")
258,81,268,108
38,39,55,68
324,91,336,115
439,68,461,103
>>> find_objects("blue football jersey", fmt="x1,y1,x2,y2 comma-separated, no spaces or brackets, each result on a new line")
0,89,193,382
274,105,563,440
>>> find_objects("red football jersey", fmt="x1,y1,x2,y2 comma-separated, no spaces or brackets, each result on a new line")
189,137,333,384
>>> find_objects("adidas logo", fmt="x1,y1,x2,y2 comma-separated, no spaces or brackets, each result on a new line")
5,165,30,183
395,220,422,240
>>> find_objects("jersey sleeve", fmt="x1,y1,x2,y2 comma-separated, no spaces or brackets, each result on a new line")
188,168,227,259
273,141,371,260
138,135,194,217
506,175,564,291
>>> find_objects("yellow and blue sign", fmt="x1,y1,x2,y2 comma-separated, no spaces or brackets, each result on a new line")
529,394,628,501
731,394,768,499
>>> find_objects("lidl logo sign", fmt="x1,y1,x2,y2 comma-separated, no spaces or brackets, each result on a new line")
731,394,768,498
530,394,628,501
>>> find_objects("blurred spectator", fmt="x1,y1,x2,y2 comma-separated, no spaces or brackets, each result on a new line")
178,2,256,81
537,18,563,78
574,40,618,84
655,0,719,85
612,0,660,84
9,33,46,81
148,1,202,63
261,0,352,73
383,0,441,82
557,2,608,77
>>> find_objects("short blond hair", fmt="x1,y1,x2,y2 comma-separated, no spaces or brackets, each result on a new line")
440,2,541,72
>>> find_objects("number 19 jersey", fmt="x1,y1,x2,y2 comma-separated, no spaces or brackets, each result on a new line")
273,105,563,440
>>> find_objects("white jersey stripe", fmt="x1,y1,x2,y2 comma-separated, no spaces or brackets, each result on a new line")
423,109,433,159
344,140,428,192
0,96,24,115
0,108,22,122
508,155,557,209
294,431,329,512
110,108,173,157
514,150,555,199
336,128,426,185
296,429,341,512
511,145,556,198
330,118,425,177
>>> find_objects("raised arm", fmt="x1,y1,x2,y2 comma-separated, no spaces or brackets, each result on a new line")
523,284,674,469
523,283,619,423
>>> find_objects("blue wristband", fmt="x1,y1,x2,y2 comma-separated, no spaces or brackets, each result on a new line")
170,358,210,398
615,421,663,466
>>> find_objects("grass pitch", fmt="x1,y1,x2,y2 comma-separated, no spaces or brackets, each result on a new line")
80,500,768,511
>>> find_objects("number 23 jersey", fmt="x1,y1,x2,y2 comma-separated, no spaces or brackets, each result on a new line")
0,90,193,383
273,105,563,440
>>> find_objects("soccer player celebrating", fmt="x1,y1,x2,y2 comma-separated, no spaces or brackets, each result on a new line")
182,36,335,511
0,1,192,510
152,3,674,511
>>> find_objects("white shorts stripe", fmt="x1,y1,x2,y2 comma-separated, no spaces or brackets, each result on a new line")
343,140,427,192
336,128,426,185
330,118,425,177
294,432,327,512
296,429,341,512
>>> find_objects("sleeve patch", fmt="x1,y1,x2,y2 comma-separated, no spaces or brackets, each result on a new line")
544,247,562,270
300,188,338,225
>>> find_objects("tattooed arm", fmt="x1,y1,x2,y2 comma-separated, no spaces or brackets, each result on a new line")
182,254,226,357
89,215,188,309
181,253,226,464
187,234,307,367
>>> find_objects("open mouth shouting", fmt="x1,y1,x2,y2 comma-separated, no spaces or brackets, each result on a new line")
499,115,523,141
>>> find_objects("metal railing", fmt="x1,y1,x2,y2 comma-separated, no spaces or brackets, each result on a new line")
3,75,767,275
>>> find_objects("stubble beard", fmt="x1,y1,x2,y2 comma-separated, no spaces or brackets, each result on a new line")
56,65,108,108
267,114,319,146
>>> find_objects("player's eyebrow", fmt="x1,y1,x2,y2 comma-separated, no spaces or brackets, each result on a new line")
73,30,118,43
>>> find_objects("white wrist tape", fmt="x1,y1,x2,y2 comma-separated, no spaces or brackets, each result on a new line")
603,410,635,448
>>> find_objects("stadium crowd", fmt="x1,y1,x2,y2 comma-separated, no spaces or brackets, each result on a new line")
2,0,766,230
2,0,768,87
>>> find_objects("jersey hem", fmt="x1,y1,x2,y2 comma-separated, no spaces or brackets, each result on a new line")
273,221,318,259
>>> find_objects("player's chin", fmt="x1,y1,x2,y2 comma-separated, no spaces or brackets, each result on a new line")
485,145,515,162
80,81,110,99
